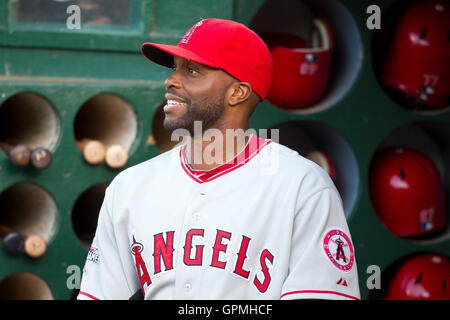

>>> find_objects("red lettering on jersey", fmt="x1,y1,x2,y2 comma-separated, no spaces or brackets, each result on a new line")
183,229,205,265
153,231,175,274
131,236,151,292
210,230,231,269
233,235,251,279
253,249,274,293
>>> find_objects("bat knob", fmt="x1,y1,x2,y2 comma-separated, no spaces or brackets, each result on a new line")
9,144,31,167
83,140,106,165
24,235,47,258
105,145,128,169
2,232,25,255
31,147,52,170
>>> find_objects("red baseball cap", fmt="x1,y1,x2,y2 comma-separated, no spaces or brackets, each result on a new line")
141,18,273,100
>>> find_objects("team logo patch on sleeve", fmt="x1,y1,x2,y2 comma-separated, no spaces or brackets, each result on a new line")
87,247,100,264
322,229,354,272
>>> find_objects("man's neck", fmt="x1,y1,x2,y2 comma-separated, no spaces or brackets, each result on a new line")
184,129,251,171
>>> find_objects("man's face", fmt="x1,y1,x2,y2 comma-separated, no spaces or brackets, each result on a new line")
163,56,235,136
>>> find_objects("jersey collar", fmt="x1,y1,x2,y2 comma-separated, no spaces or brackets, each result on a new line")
179,134,271,184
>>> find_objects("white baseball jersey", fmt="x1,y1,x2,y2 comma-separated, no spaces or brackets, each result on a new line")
78,133,360,300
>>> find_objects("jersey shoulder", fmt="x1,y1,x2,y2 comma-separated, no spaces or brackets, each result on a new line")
262,140,337,194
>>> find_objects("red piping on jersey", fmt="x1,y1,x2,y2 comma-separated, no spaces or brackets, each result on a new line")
280,290,360,300
78,291,100,300
179,134,272,183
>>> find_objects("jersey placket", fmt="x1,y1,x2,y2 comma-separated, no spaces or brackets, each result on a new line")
173,180,212,299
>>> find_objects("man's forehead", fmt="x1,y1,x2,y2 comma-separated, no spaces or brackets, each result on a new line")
173,56,214,69
173,55,238,83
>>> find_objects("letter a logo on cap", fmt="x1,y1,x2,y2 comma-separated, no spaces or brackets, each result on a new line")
181,20,203,44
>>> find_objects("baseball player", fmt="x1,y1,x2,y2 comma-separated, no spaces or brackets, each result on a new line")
77,18,360,300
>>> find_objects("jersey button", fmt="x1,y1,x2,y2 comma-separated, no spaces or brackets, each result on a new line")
193,212,201,220
185,283,192,292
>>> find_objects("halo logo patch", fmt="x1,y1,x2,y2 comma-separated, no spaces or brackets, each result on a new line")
323,229,354,272
181,20,203,44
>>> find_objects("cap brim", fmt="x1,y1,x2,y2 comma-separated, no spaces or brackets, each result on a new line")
141,42,221,69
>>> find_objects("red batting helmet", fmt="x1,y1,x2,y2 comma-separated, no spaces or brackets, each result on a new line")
261,17,334,109
380,0,450,110
386,253,450,300
369,147,446,237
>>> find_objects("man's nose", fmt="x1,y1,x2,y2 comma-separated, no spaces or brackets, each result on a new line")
164,72,182,90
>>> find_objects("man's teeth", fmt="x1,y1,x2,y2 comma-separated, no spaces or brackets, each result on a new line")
167,100,187,106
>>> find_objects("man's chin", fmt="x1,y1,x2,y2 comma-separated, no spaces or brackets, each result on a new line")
163,118,193,136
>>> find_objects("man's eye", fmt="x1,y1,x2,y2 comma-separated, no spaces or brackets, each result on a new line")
188,67,198,74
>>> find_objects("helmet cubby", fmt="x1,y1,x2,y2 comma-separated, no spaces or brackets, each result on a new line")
250,0,362,114
371,0,450,114
369,121,450,244
368,251,450,300
74,93,138,169
0,92,60,169
0,182,59,245
71,183,109,250
0,272,54,300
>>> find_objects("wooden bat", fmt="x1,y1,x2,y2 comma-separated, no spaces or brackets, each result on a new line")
30,147,52,170
0,226,47,258
23,234,47,258
76,139,106,165
105,144,128,169
0,141,32,167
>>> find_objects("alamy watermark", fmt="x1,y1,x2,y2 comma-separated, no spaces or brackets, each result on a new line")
170,123,281,176
65,4,383,31
66,5,81,30
366,5,381,30
66,264,82,290
366,264,381,290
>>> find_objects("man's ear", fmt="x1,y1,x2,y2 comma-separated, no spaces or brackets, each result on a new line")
227,82,253,106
